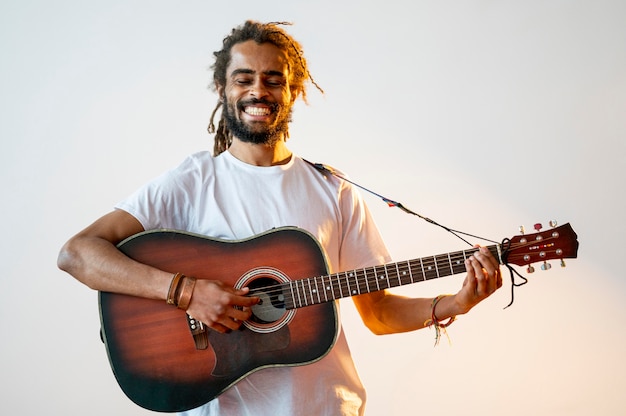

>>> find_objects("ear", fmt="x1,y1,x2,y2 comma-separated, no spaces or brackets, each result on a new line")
215,82,225,101
290,86,301,104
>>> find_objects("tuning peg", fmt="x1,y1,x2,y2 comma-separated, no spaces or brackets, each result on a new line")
519,225,525,235
541,261,552,271
560,259,566,267
534,223,543,231
526,265,535,273
549,220,558,228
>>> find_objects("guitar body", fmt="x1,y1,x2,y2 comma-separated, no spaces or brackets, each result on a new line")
99,227,337,412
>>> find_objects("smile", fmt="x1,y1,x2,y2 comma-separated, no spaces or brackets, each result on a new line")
244,106,272,116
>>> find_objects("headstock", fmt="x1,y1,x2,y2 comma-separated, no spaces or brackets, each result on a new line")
504,221,579,271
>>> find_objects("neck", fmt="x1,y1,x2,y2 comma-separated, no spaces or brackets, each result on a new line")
228,137,292,166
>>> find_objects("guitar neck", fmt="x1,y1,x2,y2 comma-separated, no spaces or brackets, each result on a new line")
283,244,501,309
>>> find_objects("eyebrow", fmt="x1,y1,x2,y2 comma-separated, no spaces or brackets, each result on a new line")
230,69,287,78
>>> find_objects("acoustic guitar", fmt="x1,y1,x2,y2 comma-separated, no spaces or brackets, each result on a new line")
99,223,578,412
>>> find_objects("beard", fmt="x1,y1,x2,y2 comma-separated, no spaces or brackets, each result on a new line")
222,96,292,147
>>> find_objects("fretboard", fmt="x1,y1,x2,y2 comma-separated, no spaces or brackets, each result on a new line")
283,244,500,310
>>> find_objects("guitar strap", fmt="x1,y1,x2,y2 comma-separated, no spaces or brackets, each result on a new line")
303,158,527,308
303,159,498,247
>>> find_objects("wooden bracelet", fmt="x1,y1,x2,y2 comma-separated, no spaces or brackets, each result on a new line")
176,276,197,310
166,273,185,306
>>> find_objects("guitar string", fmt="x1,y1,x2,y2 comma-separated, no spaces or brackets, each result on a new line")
227,162,540,316
238,161,565,315
245,236,559,315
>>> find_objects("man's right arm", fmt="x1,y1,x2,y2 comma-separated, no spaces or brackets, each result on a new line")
57,209,259,333
57,209,172,300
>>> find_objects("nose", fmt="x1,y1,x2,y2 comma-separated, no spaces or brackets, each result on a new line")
249,79,269,99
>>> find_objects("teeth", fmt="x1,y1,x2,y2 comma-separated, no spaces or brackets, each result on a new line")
244,107,271,116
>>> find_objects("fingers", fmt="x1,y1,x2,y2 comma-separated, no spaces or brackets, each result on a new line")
187,280,260,333
465,247,501,298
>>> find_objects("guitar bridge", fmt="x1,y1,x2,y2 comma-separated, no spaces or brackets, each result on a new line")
186,314,208,350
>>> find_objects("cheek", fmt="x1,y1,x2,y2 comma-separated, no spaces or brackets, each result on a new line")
277,89,294,108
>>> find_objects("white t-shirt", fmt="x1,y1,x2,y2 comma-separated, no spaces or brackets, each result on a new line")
116,150,391,416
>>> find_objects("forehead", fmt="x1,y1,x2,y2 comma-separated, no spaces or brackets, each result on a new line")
227,40,291,78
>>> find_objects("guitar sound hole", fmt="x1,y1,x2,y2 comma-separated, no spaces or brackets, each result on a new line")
248,277,286,324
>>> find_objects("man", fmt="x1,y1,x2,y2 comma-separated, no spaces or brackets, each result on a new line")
58,21,502,416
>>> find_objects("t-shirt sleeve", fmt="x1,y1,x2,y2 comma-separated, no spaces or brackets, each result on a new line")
114,155,204,231
337,179,392,271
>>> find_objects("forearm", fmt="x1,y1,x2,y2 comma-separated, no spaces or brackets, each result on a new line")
58,234,171,300
355,248,502,336
355,291,467,335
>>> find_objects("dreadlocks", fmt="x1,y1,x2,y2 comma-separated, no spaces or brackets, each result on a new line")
208,21,323,156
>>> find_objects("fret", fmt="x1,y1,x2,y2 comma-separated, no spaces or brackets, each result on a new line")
341,272,350,298
349,271,360,296
342,272,351,297
298,280,308,307
344,272,351,297
353,269,369,295
367,266,381,292
384,264,394,287
313,277,322,304
373,265,388,290
321,275,333,301
300,279,309,306
361,268,370,293
399,260,412,285
291,281,301,308
368,267,380,290
297,279,305,307
362,268,371,293
340,271,349,297
286,244,502,309
332,273,343,299
302,279,310,306
435,254,452,278
406,259,420,282
306,278,315,306
419,257,427,280
406,261,415,283
324,274,333,300
452,250,468,274
393,263,402,286
423,257,438,280
383,264,391,288
369,266,379,290
398,262,409,286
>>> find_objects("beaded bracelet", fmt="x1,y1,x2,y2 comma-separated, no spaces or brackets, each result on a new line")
423,294,456,346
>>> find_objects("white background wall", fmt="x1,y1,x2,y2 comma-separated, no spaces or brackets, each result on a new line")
1,1,624,415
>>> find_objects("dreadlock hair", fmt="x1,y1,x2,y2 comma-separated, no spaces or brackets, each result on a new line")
208,20,323,156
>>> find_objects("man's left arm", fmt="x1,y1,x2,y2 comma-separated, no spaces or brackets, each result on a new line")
353,247,502,335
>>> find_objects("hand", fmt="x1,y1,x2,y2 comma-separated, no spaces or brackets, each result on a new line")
185,279,259,333
456,246,503,313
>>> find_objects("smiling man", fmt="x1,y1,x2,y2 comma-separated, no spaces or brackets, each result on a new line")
58,21,502,416
219,41,294,149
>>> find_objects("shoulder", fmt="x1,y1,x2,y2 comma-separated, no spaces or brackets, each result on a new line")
176,150,215,171
296,157,351,183
157,151,221,183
